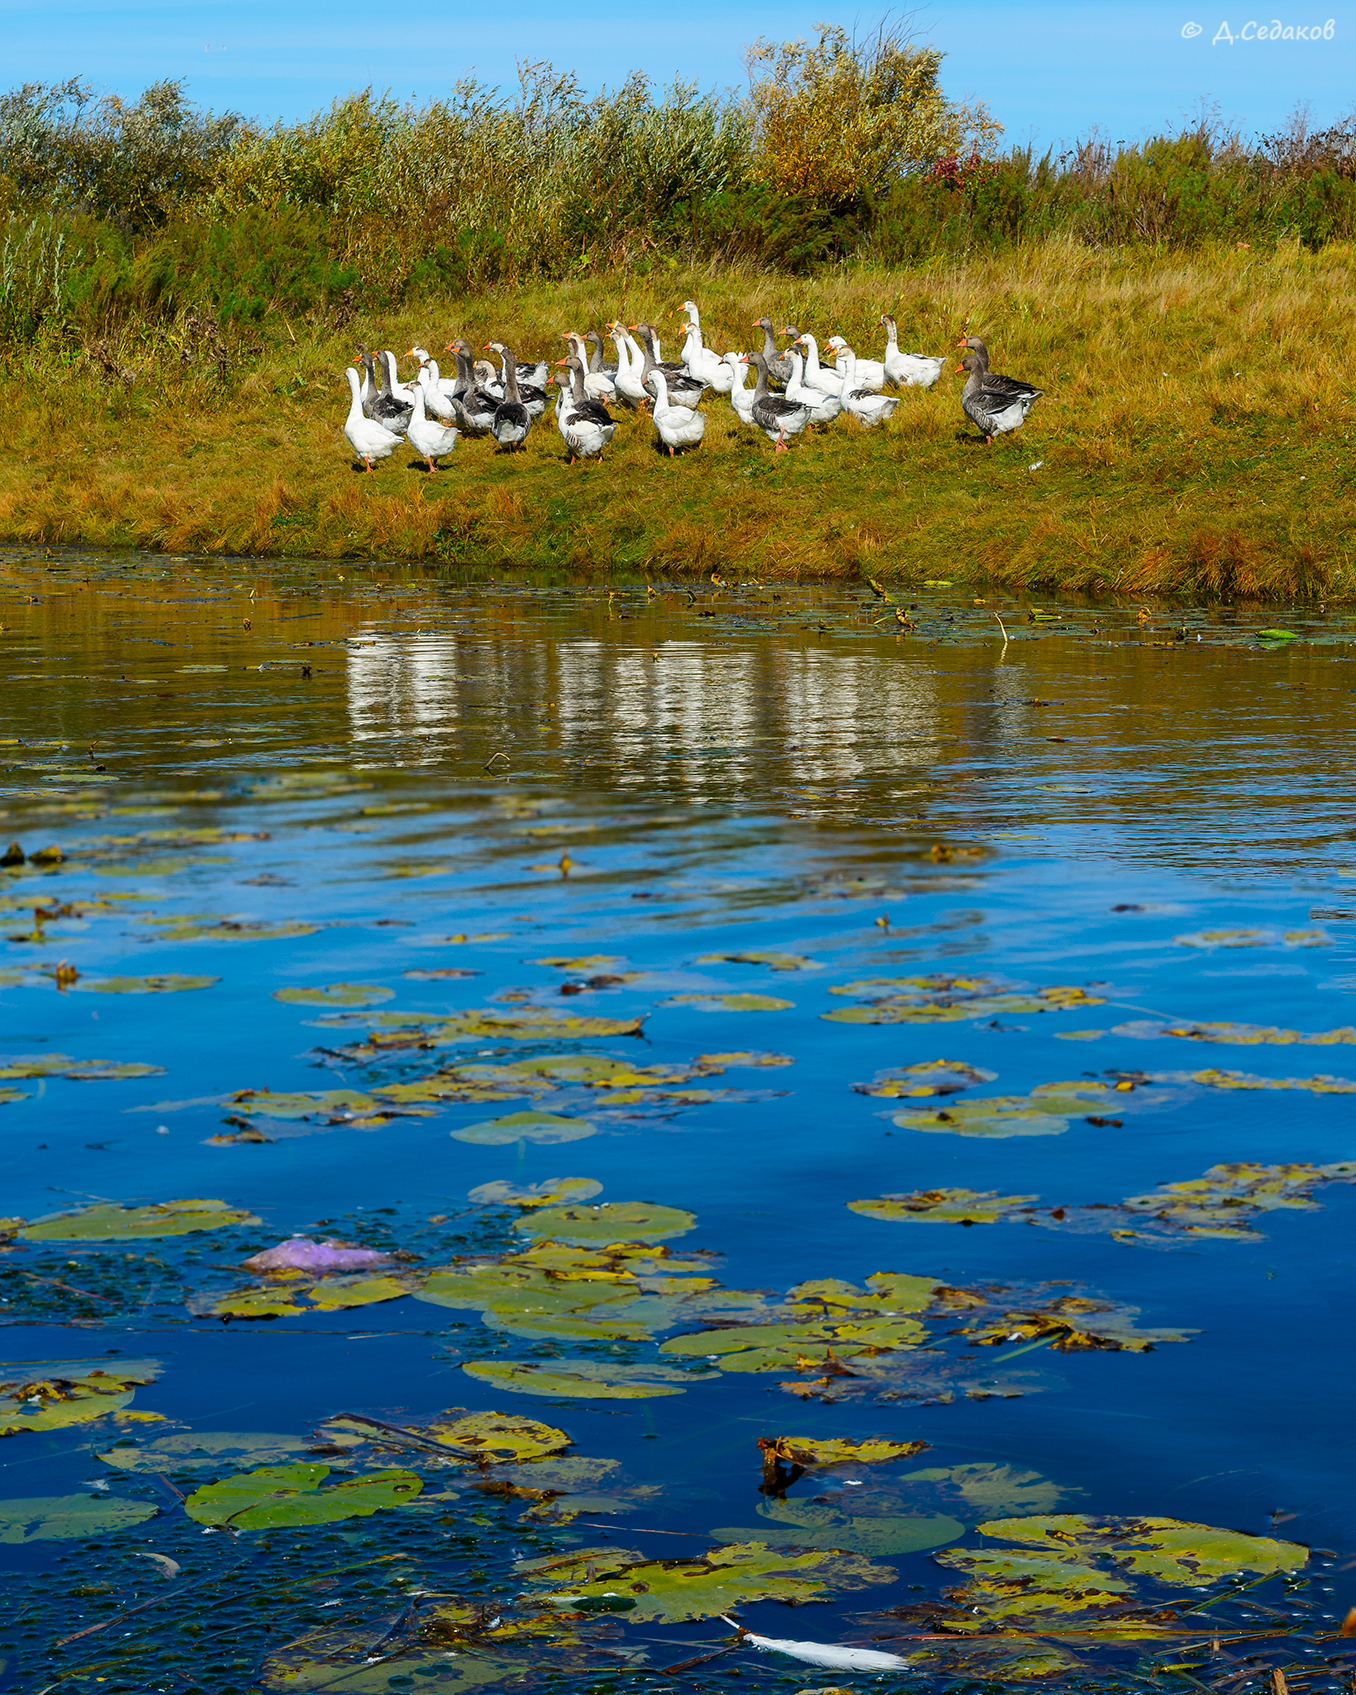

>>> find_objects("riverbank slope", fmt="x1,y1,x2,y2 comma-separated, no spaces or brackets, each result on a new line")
4,241,1351,598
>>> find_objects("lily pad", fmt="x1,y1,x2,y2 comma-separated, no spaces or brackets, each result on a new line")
462,1362,691,1399
0,1052,163,1080
272,983,395,1007
1,1358,162,1434
1114,1017,1356,1047
853,1059,998,1098
849,1189,1038,1224
513,1201,696,1244
519,1538,897,1622
695,1051,794,1068
760,1436,930,1468
73,974,219,994
824,975,1104,1025
260,1635,512,1692
451,1110,597,1145
19,1198,258,1241
0,1493,159,1542
697,951,821,971
184,1463,421,1530
715,1498,964,1555
139,916,322,941
533,955,623,970
98,1431,314,1474
468,1177,604,1207
664,993,794,1011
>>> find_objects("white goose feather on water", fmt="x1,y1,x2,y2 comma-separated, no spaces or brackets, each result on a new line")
343,368,400,470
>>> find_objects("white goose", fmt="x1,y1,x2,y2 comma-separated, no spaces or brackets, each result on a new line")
786,349,842,426
680,319,734,394
794,332,844,398
563,332,615,402
826,334,885,392
553,368,609,464
838,351,899,428
408,348,459,423
880,315,947,387
725,352,756,425
343,368,399,471
645,369,705,456
407,379,460,469
608,322,649,410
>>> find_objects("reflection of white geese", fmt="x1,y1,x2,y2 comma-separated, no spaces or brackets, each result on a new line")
344,368,399,470
645,369,705,456
407,379,460,470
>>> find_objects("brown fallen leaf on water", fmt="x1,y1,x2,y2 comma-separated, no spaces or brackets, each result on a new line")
1339,1606,1356,1637
131,1552,180,1580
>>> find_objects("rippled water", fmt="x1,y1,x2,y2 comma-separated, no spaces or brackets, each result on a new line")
1,553,1353,1694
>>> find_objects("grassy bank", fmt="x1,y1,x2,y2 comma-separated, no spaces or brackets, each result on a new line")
6,239,1354,596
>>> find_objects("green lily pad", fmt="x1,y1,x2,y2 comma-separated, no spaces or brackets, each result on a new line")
696,952,821,971
512,1201,696,1244
1,1358,162,1434
824,976,1104,1026
0,1053,163,1080
1256,628,1298,641
98,1431,314,1474
664,993,794,1011
272,983,395,1007
0,1493,159,1542
261,1634,512,1693
462,1361,691,1399
139,916,322,941
518,1538,897,1622
184,1463,422,1530
451,1110,597,1145
887,1096,1072,1138
19,1198,258,1241
849,1188,1039,1224
853,1059,998,1098
763,1436,930,1468
73,974,219,994
468,1177,604,1207
715,1499,964,1555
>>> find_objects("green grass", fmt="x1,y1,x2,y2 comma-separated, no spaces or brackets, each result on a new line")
5,238,1353,599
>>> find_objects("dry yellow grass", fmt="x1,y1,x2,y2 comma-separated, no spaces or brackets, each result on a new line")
5,238,1353,598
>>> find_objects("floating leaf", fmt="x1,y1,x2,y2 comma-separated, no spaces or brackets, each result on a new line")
223,1088,409,1127
1175,927,1329,949
19,1198,257,1241
960,1296,1195,1353
1114,1018,1356,1047
73,974,219,994
849,1189,1038,1225
425,1411,573,1461
853,1059,998,1098
0,1358,162,1435
519,1539,897,1622
401,967,481,980
513,1201,696,1244
272,983,395,1007
1256,628,1298,642
184,1463,421,1530
261,1634,513,1692
0,1493,159,1542
463,1362,690,1399
533,955,623,970
451,1110,596,1145
694,1051,793,1068
761,1436,929,1469
714,1499,963,1555
892,1462,1068,1518
825,975,1104,1025
697,951,821,971
661,1313,929,1374
933,1514,1307,1627
664,993,794,1011
0,1052,163,1080
1177,1066,1355,1093
1117,1160,1356,1240
326,1008,645,1050
304,1274,414,1311
98,1432,314,1475
139,916,322,941
468,1177,603,1207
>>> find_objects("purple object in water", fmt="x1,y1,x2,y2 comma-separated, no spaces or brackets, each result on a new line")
243,1237,393,1272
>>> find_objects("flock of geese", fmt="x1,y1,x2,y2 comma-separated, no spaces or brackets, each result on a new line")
340,301,1043,471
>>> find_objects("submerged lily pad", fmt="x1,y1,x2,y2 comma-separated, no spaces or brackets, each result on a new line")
853,1059,998,1098
519,1538,897,1622
0,1493,159,1542
468,1177,604,1207
272,983,395,1007
261,1635,513,1692
139,916,322,941
664,992,794,1012
1,1358,162,1434
451,1110,597,1145
184,1463,421,1530
19,1198,258,1241
462,1362,691,1399
714,1498,964,1555
696,951,821,971
825,975,1104,1025
73,974,219,994
98,1431,314,1474
1115,1017,1356,1047
1174,927,1328,949
512,1201,696,1244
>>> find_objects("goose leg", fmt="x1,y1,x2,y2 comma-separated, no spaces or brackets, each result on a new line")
668,445,675,457
427,456,436,473
363,457,374,473
775,432,787,453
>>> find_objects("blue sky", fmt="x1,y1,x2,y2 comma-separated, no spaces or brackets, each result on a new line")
2,0,1352,148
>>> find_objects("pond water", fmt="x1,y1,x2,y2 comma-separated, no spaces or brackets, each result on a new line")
1,553,1354,1694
